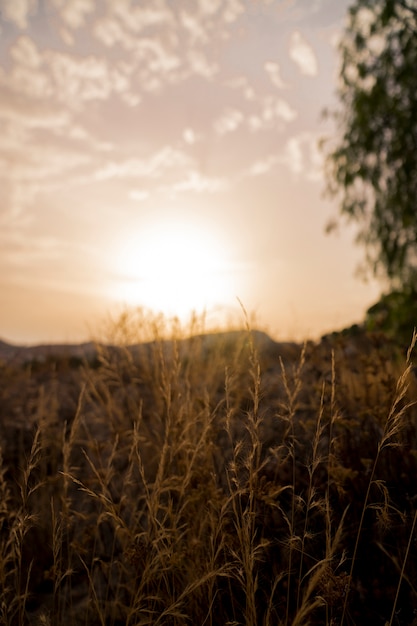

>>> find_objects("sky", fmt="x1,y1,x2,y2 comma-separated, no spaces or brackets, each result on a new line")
0,0,382,345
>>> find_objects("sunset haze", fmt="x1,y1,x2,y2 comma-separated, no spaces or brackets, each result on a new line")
0,0,381,345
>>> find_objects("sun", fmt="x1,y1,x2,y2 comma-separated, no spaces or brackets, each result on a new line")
109,218,237,323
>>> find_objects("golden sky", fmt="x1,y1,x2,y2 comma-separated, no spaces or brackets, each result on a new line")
0,0,381,344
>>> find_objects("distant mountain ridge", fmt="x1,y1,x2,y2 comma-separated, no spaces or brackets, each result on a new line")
0,330,300,367
0,339,97,366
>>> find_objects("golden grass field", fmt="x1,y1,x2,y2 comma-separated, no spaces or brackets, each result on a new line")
1,309,417,625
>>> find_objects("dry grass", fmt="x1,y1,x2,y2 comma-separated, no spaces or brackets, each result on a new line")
1,310,417,625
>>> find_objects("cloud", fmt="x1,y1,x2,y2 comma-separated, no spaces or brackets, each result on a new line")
94,146,192,181
214,108,244,135
94,149,227,197
91,0,240,88
0,0,37,29
4,36,52,99
186,49,218,78
264,96,297,123
106,2,174,34
214,95,297,137
2,36,137,109
2,0,247,102
227,76,255,100
93,16,130,47
252,96,297,130
94,14,216,90
5,142,92,182
46,52,131,105
10,34,41,67
282,132,323,181
289,31,318,76
264,61,288,89
0,89,112,152
248,155,278,177
2,63,52,100
183,128,196,144
0,98,67,130
199,0,223,15
50,0,95,29
180,10,209,44
172,170,228,193
222,0,244,24
0,89,112,219
0,0,244,114
285,136,303,173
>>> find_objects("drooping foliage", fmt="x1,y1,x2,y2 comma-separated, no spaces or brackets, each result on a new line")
325,0,417,287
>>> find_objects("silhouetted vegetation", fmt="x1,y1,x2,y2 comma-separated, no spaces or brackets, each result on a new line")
324,0,417,387
325,0,417,290
0,310,417,625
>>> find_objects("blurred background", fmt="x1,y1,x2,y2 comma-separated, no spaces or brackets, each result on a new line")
0,0,382,345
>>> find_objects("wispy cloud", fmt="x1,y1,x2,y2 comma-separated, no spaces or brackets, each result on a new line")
0,139,93,217
214,108,244,135
180,10,209,44
227,76,255,100
264,61,288,89
94,146,192,181
172,170,228,193
0,0,95,33
186,49,218,78
289,31,318,76
261,95,297,123
53,0,95,29
1,35,137,109
0,75,111,218
0,0,356,343
282,132,323,181
248,95,297,132
10,33,41,66
2,1,235,110
245,132,324,181
0,0,38,29
213,93,297,137
183,128,197,145
91,0,243,90
248,155,279,177
45,51,133,106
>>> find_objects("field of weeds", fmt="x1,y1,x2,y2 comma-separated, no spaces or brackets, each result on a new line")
1,310,417,626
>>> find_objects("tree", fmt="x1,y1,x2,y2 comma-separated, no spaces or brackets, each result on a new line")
325,0,417,289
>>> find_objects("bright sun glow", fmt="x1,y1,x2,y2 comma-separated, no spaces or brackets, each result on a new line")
109,219,237,322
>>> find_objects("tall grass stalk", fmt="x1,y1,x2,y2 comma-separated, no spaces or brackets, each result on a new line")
388,507,417,626
340,330,417,626
1,310,417,624
278,344,306,626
